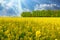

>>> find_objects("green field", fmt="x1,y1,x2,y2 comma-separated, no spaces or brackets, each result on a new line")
0,17,60,40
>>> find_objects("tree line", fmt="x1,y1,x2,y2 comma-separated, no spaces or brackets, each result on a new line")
21,10,60,17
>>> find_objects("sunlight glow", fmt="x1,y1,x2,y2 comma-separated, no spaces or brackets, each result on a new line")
17,0,22,15
0,0,23,16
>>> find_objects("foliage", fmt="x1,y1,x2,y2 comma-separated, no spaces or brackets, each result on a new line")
0,17,60,40
21,10,60,17
21,12,32,17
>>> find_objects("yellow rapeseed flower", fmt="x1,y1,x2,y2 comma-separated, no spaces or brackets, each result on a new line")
55,39,58,40
4,30,10,35
36,31,41,37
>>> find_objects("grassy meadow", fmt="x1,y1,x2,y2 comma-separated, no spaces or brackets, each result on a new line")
0,17,60,40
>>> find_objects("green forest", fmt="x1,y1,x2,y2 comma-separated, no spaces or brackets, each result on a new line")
21,10,60,17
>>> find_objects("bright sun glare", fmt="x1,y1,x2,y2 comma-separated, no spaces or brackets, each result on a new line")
0,0,23,16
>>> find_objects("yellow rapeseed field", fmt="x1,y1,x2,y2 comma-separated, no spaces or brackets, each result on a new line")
0,17,60,40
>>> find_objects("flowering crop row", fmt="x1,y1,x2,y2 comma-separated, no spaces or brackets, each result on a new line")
0,17,60,40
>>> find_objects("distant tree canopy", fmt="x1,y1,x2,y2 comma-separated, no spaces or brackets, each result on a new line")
21,12,32,17
21,10,60,17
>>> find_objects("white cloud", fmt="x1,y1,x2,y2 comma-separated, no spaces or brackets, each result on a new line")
0,0,22,16
6,0,15,8
34,4,57,10
22,8,30,12
6,2,13,7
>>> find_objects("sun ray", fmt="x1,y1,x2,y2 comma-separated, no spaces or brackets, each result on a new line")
17,0,22,15
0,0,23,16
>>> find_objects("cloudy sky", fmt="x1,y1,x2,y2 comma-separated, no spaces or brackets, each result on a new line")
0,0,60,16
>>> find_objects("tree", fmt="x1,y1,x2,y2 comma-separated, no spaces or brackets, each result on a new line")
21,10,60,17
57,10,60,17
32,10,41,17
21,12,32,17
32,10,48,17
46,10,54,17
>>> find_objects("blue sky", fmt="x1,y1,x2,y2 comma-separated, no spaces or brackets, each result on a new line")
0,0,60,16
21,0,60,10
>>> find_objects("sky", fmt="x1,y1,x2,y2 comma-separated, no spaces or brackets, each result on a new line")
0,0,60,16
